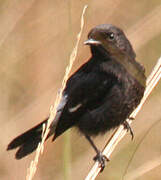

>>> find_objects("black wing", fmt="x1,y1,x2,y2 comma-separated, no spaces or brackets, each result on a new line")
53,66,118,138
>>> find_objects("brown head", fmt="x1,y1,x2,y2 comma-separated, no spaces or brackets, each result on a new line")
84,24,136,59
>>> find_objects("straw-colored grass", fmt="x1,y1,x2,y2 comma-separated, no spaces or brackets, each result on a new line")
26,5,88,180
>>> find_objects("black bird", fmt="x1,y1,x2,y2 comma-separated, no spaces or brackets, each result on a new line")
7,24,146,170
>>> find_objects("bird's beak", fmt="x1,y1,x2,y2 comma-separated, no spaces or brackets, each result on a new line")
84,39,101,45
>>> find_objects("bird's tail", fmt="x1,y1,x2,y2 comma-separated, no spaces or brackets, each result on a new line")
7,118,52,159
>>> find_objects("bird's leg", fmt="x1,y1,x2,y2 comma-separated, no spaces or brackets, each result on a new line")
123,120,134,140
85,134,109,172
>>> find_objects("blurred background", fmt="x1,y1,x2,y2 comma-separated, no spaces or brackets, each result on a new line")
1,0,161,180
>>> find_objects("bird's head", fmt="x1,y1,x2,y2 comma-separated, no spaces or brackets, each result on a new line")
84,24,136,59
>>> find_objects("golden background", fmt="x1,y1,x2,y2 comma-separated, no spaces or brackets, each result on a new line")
1,0,161,179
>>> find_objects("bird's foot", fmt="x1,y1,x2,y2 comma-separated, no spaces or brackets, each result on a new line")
128,116,135,121
93,151,109,172
123,121,134,140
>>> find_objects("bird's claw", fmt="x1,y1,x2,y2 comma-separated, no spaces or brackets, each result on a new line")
123,121,134,140
93,152,109,172
128,116,135,121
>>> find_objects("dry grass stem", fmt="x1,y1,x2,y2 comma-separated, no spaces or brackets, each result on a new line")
85,56,161,180
26,5,88,180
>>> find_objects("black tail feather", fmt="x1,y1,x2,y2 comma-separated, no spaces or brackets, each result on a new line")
7,118,50,159
7,109,73,159
15,136,41,159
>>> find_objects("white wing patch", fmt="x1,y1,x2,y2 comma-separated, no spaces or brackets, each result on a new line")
69,103,82,113
57,94,68,112
49,94,68,134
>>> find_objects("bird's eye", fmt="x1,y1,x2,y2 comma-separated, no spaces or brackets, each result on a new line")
106,32,115,40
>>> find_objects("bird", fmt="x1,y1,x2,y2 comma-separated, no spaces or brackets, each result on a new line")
7,24,146,170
